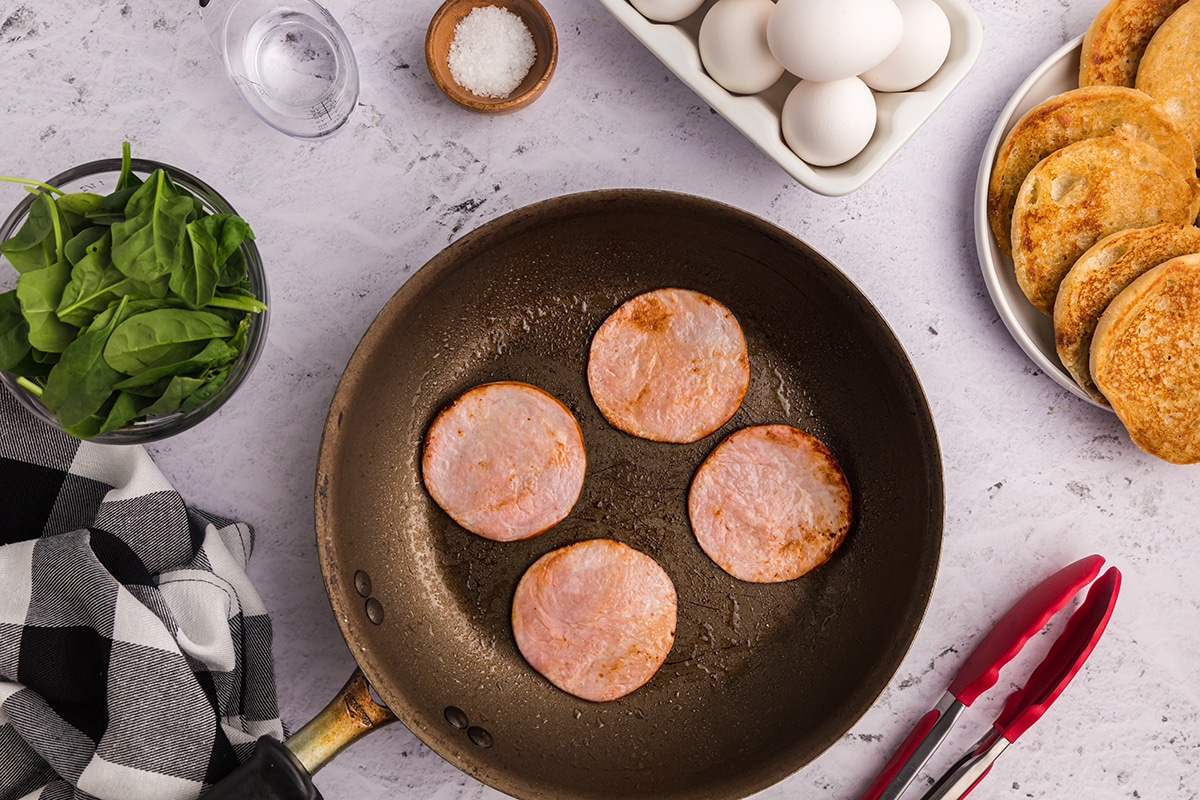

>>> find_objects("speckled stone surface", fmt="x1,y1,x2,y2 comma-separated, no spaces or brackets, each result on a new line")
1,0,1197,798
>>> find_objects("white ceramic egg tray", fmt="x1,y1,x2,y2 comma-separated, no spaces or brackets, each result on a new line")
598,0,983,196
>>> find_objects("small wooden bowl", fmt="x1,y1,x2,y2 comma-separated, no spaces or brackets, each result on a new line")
425,0,558,114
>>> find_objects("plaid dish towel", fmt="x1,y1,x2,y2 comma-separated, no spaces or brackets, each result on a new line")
0,390,284,800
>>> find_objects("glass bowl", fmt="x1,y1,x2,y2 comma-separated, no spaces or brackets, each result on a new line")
0,158,269,444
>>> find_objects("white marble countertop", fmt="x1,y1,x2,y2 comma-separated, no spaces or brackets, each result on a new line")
2,0,1197,797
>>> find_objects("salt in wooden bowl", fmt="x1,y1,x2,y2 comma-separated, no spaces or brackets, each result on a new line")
426,0,558,114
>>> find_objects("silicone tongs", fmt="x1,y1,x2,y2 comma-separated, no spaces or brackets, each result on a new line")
858,554,1121,800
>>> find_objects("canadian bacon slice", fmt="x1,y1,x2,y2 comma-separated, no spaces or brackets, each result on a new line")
421,381,586,541
511,539,677,702
587,288,750,443
688,424,852,583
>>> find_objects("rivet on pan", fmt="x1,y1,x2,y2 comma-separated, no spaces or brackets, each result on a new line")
467,726,493,748
354,570,373,598
444,706,469,729
365,598,385,624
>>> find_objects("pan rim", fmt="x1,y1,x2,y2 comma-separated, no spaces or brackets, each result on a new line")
314,187,945,800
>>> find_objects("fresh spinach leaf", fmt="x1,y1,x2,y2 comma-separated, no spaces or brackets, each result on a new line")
205,214,254,288
192,213,253,263
63,413,106,440
28,346,57,364
170,219,221,308
85,185,140,226
169,181,206,223
126,280,171,300
115,140,141,192
228,314,250,354
57,236,131,326
140,374,207,417
41,296,130,428
0,192,58,273
56,232,169,323
110,169,193,282
85,300,122,329
96,390,151,435
58,195,103,235
209,289,267,314
63,225,109,266
42,192,72,265
0,289,31,371
103,308,234,375
218,249,248,288
57,192,105,217
112,337,236,390
206,306,250,329
180,367,230,414
17,259,78,353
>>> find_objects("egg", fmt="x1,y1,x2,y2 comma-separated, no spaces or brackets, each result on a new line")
699,0,785,94
766,0,903,83
629,0,706,23
780,77,877,166
860,0,951,92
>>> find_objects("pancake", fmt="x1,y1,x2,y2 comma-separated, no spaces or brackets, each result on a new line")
1091,253,1200,463
987,85,1195,258
511,539,677,702
687,424,851,584
587,287,749,444
1055,223,1200,403
421,381,586,541
1011,132,1200,315
1136,0,1200,165
1080,0,1189,87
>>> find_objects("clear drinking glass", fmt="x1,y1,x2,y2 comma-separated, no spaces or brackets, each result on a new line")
200,0,360,138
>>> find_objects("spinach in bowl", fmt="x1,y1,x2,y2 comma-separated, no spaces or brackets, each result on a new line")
0,143,268,441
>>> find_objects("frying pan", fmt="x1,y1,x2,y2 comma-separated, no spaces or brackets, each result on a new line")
208,189,944,800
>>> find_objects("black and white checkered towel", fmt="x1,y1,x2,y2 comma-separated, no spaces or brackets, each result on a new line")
0,390,284,800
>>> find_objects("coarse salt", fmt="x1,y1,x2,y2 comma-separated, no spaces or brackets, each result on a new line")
447,5,537,98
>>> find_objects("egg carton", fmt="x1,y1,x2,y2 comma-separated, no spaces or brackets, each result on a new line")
598,0,983,196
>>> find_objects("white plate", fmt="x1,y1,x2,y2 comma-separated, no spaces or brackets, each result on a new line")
972,35,1108,410
597,0,983,197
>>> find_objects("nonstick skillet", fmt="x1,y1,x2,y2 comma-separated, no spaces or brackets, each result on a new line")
209,189,944,800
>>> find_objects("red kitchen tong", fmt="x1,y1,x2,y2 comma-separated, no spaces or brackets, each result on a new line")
858,554,1121,800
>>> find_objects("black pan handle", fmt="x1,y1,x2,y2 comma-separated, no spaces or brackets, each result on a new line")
208,669,397,799
204,736,322,800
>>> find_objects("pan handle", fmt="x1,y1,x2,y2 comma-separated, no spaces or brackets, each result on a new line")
203,736,324,800
206,669,398,799
287,667,399,774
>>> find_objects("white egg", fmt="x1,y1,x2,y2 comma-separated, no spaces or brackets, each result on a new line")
766,0,903,82
780,77,877,166
629,0,706,23
699,0,785,94
860,0,952,92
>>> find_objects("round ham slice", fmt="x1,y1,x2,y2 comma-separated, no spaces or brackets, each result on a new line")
511,539,677,702
421,381,586,542
587,288,750,443
688,424,851,583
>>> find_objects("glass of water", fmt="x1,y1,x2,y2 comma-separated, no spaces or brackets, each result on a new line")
200,0,360,138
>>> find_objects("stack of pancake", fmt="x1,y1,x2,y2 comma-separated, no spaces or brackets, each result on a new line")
987,0,1200,464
